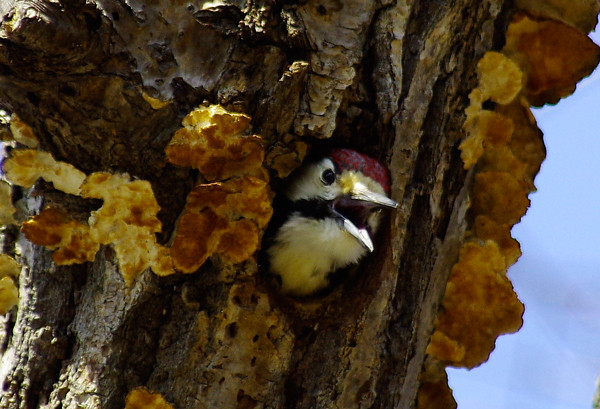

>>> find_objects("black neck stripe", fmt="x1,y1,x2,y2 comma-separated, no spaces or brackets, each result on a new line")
289,198,332,220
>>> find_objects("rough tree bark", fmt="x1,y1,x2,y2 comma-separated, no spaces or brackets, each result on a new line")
0,0,521,408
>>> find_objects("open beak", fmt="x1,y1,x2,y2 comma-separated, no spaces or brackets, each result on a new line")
339,216,375,252
333,184,398,252
349,184,398,209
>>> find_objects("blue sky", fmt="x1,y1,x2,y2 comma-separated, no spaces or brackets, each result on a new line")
447,28,600,409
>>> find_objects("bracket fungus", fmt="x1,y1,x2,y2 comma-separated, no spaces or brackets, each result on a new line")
124,387,174,409
80,172,174,283
459,51,523,169
11,168,174,283
170,177,272,273
165,104,268,181
515,0,599,32
21,207,99,265
2,140,174,284
427,241,524,368
0,254,20,314
422,5,600,408
14,170,175,283
4,105,272,285
0,181,16,226
503,13,600,106
3,148,86,196
471,171,531,226
167,104,273,273
9,113,39,148
1,116,174,282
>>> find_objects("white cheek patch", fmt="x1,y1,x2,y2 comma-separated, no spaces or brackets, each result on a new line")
285,159,341,202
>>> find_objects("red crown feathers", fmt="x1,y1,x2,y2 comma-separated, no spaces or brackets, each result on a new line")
328,149,392,194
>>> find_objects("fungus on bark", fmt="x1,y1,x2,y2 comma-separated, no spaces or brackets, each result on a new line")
124,387,174,409
420,4,600,407
3,148,86,196
0,181,16,226
80,172,174,283
0,254,20,314
21,207,99,265
167,104,273,273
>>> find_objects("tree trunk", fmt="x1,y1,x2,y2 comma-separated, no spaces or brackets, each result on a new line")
0,1,575,408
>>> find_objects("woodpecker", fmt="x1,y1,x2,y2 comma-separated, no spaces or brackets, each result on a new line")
265,148,398,296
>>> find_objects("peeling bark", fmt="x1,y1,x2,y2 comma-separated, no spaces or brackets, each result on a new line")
0,1,513,408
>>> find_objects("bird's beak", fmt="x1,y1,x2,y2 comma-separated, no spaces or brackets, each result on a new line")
349,185,398,209
333,184,398,252
336,214,375,252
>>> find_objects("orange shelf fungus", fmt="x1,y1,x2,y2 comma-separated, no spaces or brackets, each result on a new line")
473,215,522,267
2,120,177,283
5,104,272,284
460,52,523,169
475,51,523,105
427,9,599,404
427,7,600,399
2,148,86,196
496,99,546,188
124,387,174,409
170,177,272,272
17,171,175,284
416,358,458,409
165,105,267,181
503,13,600,106
0,181,16,226
460,110,516,169
141,90,172,110
3,147,174,283
21,207,99,265
166,104,273,273
471,171,531,226
428,241,524,368
444,50,534,374
80,172,174,284
476,145,528,187
9,114,39,148
0,254,20,314
515,0,599,32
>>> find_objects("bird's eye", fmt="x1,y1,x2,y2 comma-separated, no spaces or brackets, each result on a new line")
320,168,336,185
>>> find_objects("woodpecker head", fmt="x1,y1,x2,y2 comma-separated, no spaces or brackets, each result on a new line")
266,148,397,296
283,148,397,252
